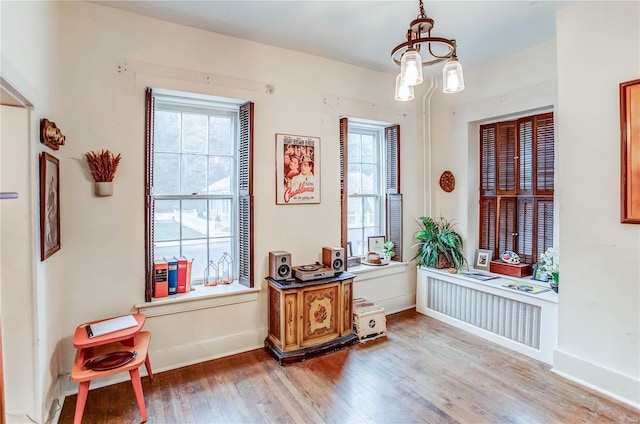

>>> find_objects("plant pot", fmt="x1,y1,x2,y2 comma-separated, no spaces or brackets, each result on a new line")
95,182,113,197
437,252,450,269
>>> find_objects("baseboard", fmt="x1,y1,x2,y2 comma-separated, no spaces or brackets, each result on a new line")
63,327,267,397
553,349,640,409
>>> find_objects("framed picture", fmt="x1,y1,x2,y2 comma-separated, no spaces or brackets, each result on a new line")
368,236,385,252
275,133,320,205
347,242,353,258
40,152,60,261
620,79,640,223
474,249,493,271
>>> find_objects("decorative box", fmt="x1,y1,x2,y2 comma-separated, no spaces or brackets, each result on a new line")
353,298,386,342
489,260,532,278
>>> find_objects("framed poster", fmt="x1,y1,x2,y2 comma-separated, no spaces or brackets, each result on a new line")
40,152,60,260
620,79,640,223
276,133,320,204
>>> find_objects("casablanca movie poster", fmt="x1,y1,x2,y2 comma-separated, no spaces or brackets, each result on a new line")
276,133,320,205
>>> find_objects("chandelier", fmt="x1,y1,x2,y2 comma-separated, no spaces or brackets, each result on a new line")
391,0,465,101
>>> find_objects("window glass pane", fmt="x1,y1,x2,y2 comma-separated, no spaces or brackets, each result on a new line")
364,227,381,245
208,199,232,236
181,240,207,284
154,153,180,194
348,133,362,162
348,197,363,227
361,164,378,194
209,116,233,155
182,113,208,153
154,199,180,243
206,156,233,195
363,196,379,227
361,133,376,163
154,241,179,265
209,238,233,275
348,229,364,256
154,110,180,153
180,199,208,240
180,154,207,195
348,164,362,194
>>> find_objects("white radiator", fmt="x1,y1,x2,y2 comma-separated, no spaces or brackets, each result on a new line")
427,277,541,349
417,268,558,364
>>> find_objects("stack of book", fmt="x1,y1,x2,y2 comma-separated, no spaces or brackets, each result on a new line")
153,257,193,298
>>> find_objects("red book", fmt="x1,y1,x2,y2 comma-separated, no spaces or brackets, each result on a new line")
153,259,168,298
176,256,188,293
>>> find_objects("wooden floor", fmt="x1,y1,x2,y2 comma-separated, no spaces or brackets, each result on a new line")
59,309,640,424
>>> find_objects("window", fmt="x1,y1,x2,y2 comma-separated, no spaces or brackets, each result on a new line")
340,118,402,262
144,88,254,301
479,112,554,264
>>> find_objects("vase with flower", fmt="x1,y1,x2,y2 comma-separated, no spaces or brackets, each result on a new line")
537,247,559,293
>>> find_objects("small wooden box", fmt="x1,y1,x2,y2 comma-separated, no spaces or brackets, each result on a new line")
489,260,532,278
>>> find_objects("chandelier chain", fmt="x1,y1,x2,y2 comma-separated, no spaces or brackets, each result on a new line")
418,0,427,19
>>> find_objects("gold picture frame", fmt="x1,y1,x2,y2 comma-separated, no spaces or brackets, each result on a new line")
620,78,640,223
40,152,60,260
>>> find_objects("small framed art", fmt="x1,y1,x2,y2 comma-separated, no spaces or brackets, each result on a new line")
368,236,385,252
474,249,493,271
40,152,60,261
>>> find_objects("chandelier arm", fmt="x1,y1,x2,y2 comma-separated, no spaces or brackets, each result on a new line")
391,37,456,66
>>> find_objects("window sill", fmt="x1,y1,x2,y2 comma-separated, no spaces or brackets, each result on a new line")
348,260,409,282
134,283,261,317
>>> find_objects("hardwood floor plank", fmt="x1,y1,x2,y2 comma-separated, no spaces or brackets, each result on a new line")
59,310,640,424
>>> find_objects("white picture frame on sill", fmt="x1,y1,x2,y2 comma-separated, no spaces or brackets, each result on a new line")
474,249,493,271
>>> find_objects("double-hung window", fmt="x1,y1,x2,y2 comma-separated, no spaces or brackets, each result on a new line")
340,118,402,262
479,112,554,264
144,88,254,301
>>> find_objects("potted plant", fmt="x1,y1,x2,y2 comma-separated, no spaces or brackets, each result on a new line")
85,149,122,196
381,241,396,263
413,216,467,270
537,247,559,292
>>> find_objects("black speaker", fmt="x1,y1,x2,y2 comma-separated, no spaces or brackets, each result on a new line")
322,246,344,274
269,251,292,280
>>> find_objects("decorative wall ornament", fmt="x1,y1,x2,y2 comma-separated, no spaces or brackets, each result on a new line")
439,170,455,192
84,150,122,197
40,119,66,150
620,78,640,223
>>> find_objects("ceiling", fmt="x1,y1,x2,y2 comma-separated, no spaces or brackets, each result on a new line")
93,1,568,75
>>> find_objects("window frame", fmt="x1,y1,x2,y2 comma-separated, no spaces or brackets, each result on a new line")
144,88,254,302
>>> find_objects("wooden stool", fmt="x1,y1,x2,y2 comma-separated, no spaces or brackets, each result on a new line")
71,314,152,424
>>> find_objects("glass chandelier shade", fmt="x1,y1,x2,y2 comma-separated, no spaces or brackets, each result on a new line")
395,73,415,101
442,57,465,93
400,48,423,86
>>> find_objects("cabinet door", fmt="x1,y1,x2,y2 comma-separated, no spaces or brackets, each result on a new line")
300,283,339,347
283,292,299,350
341,280,354,336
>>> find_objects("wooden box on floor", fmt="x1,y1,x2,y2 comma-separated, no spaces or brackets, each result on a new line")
353,298,386,342
489,260,532,278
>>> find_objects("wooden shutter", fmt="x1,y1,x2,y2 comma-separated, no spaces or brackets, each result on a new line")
518,118,534,195
144,88,155,302
480,124,497,196
517,197,535,264
497,197,517,256
339,118,348,268
479,197,497,255
385,124,402,261
536,198,554,260
535,113,554,194
497,122,517,195
238,102,254,287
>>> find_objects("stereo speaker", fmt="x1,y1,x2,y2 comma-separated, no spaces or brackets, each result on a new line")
269,251,292,280
322,246,344,274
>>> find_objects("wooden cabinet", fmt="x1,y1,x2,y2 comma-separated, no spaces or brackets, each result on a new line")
265,272,357,365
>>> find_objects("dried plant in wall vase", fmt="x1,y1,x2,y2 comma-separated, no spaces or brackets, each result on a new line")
85,150,122,197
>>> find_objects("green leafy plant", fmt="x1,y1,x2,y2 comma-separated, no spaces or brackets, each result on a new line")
413,216,467,269
383,241,396,258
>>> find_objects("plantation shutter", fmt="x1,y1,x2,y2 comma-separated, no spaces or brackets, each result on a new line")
535,113,555,194
339,118,348,268
479,197,497,254
144,88,155,302
536,198,554,260
517,197,535,264
497,122,517,195
385,124,402,261
497,197,517,256
480,125,497,196
238,102,254,287
518,118,534,195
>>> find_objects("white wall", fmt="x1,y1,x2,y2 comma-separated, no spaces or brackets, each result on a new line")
1,1,63,423
553,1,640,407
51,1,418,391
429,1,639,408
